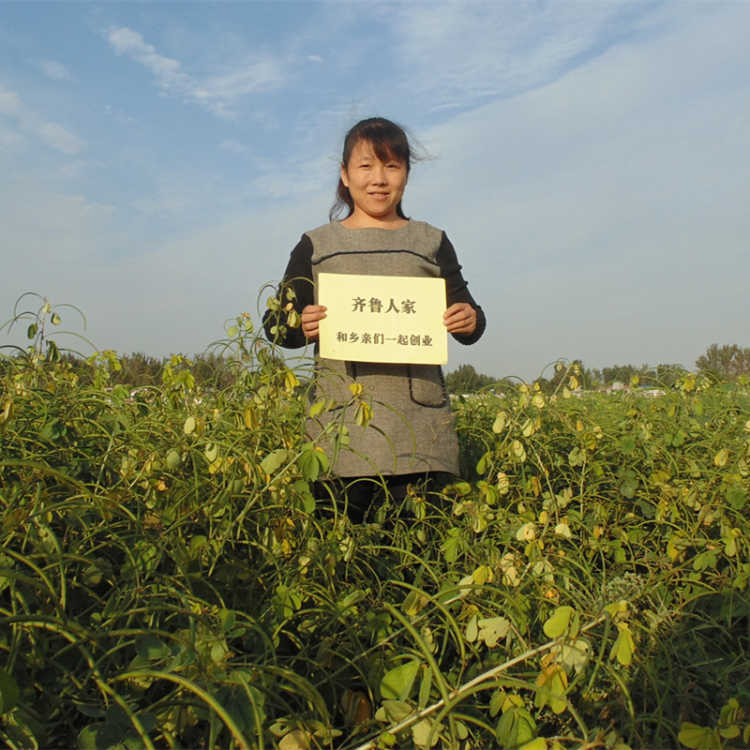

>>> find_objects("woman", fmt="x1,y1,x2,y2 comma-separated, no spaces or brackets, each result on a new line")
264,117,485,518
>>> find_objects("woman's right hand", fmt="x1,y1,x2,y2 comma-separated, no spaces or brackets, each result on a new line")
301,305,327,341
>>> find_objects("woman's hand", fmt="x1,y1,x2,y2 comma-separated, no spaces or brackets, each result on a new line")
301,304,327,341
443,303,477,336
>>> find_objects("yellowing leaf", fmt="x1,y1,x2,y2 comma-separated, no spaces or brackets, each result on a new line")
714,449,729,467
610,622,635,666
520,739,547,750
309,399,327,418
554,522,572,539
559,638,590,672
478,616,510,647
472,565,494,585
243,405,258,430
204,443,219,462
535,664,568,714
516,522,536,542
497,472,510,495
279,729,311,750
354,401,372,427
511,440,527,462
284,370,299,392
412,718,439,748
532,393,546,408
183,416,196,435
543,606,574,639
492,411,507,433
465,613,478,642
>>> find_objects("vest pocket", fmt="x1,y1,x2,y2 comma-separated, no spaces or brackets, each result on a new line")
408,365,448,408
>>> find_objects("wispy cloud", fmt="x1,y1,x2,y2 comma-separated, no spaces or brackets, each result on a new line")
39,59,72,81
0,84,84,154
106,26,286,117
381,2,656,114
219,139,250,156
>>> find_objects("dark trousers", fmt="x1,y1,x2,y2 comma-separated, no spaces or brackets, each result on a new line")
316,472,453,523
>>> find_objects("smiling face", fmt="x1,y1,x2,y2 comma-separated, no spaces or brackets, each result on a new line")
340,139,409,227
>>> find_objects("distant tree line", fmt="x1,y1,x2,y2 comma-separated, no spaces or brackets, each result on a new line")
3,342,748,393
0,350,238,389
443,343,750,394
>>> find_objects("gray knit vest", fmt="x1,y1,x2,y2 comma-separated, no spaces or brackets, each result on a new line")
305,221,459,477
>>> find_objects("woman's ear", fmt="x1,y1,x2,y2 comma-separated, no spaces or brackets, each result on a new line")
340,163,349,189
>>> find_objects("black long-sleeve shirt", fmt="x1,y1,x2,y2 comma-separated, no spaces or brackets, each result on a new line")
263,229,486,348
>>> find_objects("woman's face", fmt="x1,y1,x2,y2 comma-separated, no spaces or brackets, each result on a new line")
341,139,408,224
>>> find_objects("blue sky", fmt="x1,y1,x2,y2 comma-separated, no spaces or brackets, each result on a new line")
2,1,749,380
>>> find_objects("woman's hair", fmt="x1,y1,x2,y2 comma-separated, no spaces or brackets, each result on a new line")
329,117,412,222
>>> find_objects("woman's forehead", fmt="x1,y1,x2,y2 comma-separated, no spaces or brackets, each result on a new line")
348,139,403,163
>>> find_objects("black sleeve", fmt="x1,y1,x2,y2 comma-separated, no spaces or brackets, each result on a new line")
437,232,486,345
262,234,315,349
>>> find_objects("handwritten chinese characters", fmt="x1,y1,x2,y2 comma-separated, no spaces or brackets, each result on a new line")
336,331,433,347
351,297,416,314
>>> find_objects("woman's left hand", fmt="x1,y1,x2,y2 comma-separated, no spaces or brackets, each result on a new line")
443,303,477,335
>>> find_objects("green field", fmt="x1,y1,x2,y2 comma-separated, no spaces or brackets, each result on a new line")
1,311,749,749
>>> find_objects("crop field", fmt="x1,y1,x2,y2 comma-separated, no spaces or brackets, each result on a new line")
1,307,750,749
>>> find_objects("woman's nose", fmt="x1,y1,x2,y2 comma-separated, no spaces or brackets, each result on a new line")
372,165,386,183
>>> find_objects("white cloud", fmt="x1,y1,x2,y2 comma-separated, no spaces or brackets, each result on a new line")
404,3,750,377
39,59,72,81
0,87,23,118
106,26,286,117
0,84,84,155
381,2,656,113
307,54,323,64
219,139,250,155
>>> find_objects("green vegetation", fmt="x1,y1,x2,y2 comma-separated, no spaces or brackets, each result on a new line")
1,296,749,749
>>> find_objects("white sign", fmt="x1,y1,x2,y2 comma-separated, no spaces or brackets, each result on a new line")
318,273,448,365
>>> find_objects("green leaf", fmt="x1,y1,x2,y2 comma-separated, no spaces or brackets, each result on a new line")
489,689,505,718
543,606,574,639
492,411,507,433
51,312,61,325
375,700,413,723
260,449,289,475
418,666,433,708
440,527,461,563
725,483,746,509
380,660,420,701
26,323,38,339
678,723,721,750
520,739,547,750
0,668,19,714
496,705,536,750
